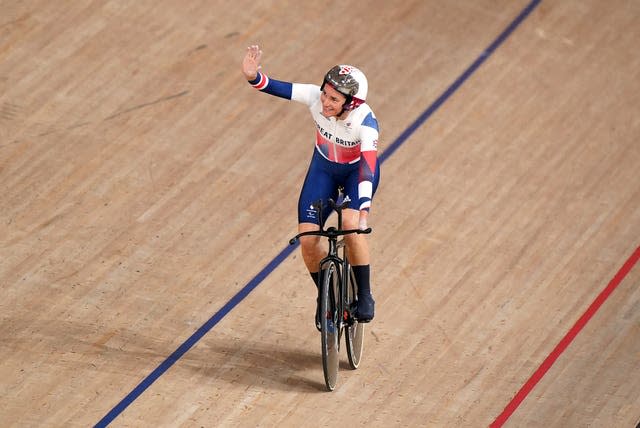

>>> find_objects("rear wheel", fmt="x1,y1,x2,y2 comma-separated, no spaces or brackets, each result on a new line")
345,266,364,369
320,261,340,391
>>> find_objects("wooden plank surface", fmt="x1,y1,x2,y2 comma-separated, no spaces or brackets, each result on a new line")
1,0,638,426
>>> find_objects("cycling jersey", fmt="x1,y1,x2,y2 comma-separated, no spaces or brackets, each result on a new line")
248,72,379,212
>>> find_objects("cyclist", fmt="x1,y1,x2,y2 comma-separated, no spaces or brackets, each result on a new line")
241,45,380,328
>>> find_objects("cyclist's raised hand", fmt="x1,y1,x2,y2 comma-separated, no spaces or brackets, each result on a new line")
242,45,262,80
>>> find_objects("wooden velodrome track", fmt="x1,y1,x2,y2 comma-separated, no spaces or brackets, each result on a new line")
1,0,639,426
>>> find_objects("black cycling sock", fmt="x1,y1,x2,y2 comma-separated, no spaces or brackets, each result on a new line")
310,271,320,288
352,265,371,297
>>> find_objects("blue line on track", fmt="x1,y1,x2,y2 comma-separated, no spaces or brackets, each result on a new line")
379,0,541,164
95,1,541,425
95,245,298,427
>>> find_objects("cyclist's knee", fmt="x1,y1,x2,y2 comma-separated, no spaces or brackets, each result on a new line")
299,235,323,258
300,234,320,248
342,209,359,230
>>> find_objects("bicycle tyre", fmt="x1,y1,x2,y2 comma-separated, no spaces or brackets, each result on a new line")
345,266,364,369
320,261,340,391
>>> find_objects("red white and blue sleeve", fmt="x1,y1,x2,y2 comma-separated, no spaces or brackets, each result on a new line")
248,71,318,105
248,71,292,99
358,112,379,211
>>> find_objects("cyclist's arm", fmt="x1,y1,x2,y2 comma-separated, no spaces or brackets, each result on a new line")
358,111,379,212
247,71,319,105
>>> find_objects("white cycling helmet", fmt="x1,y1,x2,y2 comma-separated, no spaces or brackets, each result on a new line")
321,65,368,111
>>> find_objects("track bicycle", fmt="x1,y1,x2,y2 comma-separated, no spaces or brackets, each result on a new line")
289,193,372,391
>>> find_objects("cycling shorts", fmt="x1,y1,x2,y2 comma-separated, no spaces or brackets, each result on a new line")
298,148,381,225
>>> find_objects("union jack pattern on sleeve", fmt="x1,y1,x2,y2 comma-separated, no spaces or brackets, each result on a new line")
249,72,292,99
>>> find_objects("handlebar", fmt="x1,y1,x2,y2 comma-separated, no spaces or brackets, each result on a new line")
289,227,372,245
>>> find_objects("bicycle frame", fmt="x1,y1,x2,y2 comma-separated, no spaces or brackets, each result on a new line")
318,230,350,336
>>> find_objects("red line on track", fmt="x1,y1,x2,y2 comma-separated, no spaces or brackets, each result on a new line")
490,245,640,427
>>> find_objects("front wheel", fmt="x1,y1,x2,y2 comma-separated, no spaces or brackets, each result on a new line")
345,267,364,369
320,261,340,391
